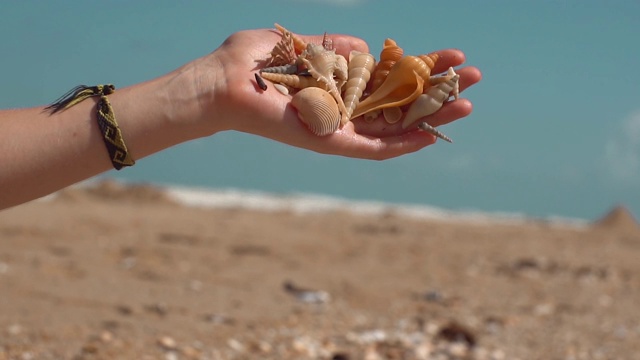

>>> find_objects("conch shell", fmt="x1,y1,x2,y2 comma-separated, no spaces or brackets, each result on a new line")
343,51,375,120
402,67,460,129
291,87,341,136
350,56,429,119
300,43,349,124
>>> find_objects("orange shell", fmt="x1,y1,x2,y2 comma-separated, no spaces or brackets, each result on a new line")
351,61,425,119
368,38,404,93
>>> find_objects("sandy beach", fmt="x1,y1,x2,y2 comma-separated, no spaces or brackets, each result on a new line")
1,180,639,359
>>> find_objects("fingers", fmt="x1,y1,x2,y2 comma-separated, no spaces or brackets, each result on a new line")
318,122,437,160
298,33,369,58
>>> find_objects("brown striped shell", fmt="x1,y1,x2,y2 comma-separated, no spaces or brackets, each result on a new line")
291,87,341,136
265,30,297,67
274,23,307,55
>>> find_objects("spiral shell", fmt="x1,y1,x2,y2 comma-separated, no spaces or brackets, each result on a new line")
369,38,404,93
291,87,341,136
401,68,460,129
259,72,324,90
343,51,375,120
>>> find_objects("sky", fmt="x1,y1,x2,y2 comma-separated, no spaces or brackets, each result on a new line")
1,1,639,221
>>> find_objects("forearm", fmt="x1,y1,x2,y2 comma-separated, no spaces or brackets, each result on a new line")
0,61,213,209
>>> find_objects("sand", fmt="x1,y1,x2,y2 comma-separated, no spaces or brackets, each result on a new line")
1,181,639,359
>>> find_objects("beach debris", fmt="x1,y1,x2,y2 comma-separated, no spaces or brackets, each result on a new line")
157,335,178,351
257,24,468,140
283,280,331,304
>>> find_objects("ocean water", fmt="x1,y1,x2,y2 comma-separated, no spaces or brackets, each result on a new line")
3,2,640,221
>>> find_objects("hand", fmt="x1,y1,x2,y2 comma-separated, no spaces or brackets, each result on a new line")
198,29,482,160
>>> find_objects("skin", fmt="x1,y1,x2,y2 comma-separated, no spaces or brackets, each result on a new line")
0,29,482,210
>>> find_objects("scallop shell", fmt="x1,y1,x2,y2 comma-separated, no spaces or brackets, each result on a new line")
343,51,375,120
350,57,426,119
369,38,404,93
274,23,307,55
401,69,460,129
291,87,341,136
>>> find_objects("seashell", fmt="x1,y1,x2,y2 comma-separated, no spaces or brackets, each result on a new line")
369,38,404,93
428,67,460,100
300,43,349,124
265,30,297,67
382,107,403,123
291,87,341,136
418,122,453,143
273,83,290,95
254,73,267,91
259,72,323,90
274,23,307,55
260,64,299,75
399,54,438,84
350,58,426,119
321,32,333,51
343,51,375,120
401,68,460,129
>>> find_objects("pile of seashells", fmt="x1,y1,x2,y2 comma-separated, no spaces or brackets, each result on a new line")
255,24,461,142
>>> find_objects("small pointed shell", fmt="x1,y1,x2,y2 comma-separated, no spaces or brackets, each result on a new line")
344,51,375,120
402,71,460,129
291,87,341,136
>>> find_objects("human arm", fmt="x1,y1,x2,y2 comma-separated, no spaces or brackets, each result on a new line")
0,28,482,210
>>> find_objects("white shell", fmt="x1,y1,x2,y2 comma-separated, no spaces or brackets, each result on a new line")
344,51,375,121
402,68,460,129
291,87,341,136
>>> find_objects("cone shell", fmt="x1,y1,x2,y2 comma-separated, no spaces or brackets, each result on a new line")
369,38,404,93
291,87,341,136
343,51,375,120
350,57,426,119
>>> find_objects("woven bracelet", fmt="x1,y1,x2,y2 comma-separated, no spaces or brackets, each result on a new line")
45,84,135,170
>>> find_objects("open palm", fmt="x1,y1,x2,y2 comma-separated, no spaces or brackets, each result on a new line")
209,29,482,160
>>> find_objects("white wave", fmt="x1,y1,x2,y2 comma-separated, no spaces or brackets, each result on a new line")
164,185,589,229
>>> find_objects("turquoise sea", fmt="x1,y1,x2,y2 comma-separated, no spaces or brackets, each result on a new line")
2,1,639,221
